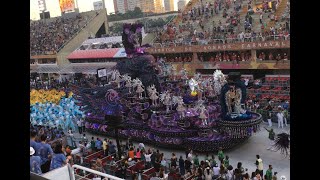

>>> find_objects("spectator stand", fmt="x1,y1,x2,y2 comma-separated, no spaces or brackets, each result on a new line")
74,150,105,177
246,75,290,123
83,150,104,164
72,164,124,180
142,167,157,180
126,160,145,178
108,157,127,176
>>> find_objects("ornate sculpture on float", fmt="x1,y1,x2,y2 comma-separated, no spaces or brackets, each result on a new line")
173,96,186,119
188,78,199,97
132,78,144,99
160,90,172,113
111,70,122,88
194,100,208,126
147,84,159,106
122,74,133,93
207,79,215,97
225,85,243,115
213,69,227,96
171,65,177,81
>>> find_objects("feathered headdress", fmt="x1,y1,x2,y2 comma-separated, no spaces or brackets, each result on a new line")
273,132,290,157
122,23,151,58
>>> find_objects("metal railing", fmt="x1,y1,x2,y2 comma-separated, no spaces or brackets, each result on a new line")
151,34,290,47
72,164,124,180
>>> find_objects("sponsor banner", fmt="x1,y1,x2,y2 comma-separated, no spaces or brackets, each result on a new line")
146,41,290,54
113,48,127,58
59,0,75,13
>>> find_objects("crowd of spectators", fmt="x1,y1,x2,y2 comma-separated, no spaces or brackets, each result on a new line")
152,0,290,47
30,125,70,174
68,136,280,180
30,77,73,90
152,50,252,63
155,53,194,63
198,50,252,62
30,11,99,56
256,50,289,61
79,42,123,50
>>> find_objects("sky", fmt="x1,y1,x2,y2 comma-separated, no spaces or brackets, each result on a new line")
30,0,182,20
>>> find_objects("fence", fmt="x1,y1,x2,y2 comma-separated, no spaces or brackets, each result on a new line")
152,34,290,47
72,164,124,180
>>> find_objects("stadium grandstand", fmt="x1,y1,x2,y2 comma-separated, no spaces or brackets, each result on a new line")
30,0,290,179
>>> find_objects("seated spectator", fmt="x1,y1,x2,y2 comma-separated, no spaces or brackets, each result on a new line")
30,147,42,175
283,53,288,60
50,143,72,170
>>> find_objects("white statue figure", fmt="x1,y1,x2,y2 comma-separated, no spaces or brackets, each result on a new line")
213,69,227,96
147,84,159,106
122,74,133,93
132,78,145,99
111,70,122,88
188,78,199,94
180,68,189,85
193,72,202,81
207,79,215,97
173,96,186,119
194,100,208,126
197,79,208,100
160,90,172,113
199,105,208,126
171,66,177,80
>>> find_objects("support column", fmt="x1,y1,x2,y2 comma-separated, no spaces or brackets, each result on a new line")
193,52,199,62
48,73,51,85
251,49,257,62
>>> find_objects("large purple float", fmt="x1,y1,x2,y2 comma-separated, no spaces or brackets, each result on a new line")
71,24,262,152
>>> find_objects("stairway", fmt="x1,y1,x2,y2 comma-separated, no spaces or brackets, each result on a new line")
56,9,108,66
266,0,288,30
142,33,156,45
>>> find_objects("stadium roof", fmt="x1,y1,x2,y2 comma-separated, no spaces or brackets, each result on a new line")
67,48,127,59
59,63,117,74
83,36,122,44
37,65,61,73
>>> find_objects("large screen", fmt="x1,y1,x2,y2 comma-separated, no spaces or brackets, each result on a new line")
97,68,107,78
59,0,75,13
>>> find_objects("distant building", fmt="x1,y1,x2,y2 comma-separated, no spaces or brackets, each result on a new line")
154,0,165,13
113,0,141,13
113,0,128,14
139,0,155,12
93,1,104,10
177,0,186,11
164,0,174,12
127,0,138,11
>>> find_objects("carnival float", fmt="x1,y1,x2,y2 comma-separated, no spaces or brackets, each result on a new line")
68,23,262,152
